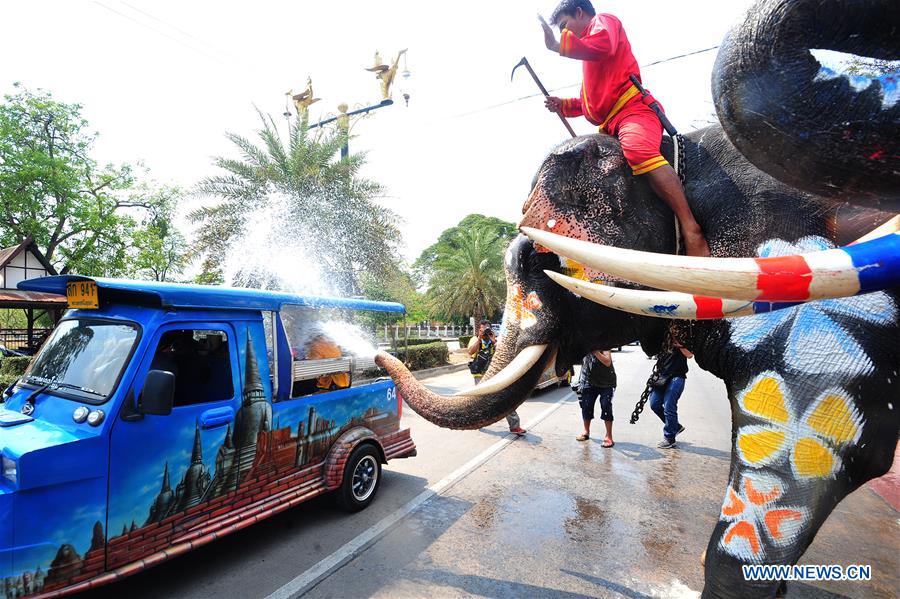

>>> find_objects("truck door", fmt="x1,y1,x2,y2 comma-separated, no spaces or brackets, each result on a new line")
106,322,241,567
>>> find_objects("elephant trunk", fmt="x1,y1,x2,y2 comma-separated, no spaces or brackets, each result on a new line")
713,0,899,210
375,334,555,430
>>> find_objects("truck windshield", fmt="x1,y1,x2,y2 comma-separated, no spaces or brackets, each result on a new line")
23,319,138,403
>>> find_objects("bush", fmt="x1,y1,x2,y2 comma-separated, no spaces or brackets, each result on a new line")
0,373,20,391
390,338,440,350
458,335,472,348
0,357,31,376
398,341,449,371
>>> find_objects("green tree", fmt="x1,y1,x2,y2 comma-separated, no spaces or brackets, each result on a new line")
414,214,516,280
0,84,178,275
425,226,507,324
191,111,401,294
127,185,188,281
360,263,428,325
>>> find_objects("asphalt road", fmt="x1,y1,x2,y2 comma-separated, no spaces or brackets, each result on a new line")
87,347,899,599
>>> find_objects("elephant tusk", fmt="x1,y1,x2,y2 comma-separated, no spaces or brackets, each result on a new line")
543,270,806,319
523,227,900,302
850,215,899,245
453,344,548,397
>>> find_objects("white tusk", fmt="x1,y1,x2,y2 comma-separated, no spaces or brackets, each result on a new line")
542,270,805,319
454,344,548,397
523,227,900,302
851,215,899,245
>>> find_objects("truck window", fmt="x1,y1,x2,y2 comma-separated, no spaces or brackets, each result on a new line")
262,310,278,397
23,319,138,403
290,334,351,397
150,329,233,407
280,305,353,398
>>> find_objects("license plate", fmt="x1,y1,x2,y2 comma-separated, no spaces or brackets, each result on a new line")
67,281,99,309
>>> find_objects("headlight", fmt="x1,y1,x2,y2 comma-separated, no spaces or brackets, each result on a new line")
2,455,17,485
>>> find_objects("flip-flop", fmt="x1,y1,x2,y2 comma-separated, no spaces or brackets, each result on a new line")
601,439,615,448
576,433,590,442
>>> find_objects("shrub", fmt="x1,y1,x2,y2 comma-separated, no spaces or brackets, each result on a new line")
0,357,31,376
399,341,448,371
390,338,440,350
458,335,472,348
0,373,21,392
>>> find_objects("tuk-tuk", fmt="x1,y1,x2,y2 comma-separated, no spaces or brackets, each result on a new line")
0,276,415,597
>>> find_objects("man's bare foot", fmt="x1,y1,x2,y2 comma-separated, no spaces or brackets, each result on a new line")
601,437,614,448
683,227,710,257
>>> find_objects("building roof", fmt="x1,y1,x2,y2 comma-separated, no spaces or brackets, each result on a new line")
0,289,67,310
18,275,406,314
0,237,57,275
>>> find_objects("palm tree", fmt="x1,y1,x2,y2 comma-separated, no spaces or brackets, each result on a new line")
427,227,506,324
190,111,401,294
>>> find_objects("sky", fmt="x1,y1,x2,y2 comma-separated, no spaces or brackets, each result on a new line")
0,0,756,267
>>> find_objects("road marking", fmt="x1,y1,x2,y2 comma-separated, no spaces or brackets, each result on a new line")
265,391,575,599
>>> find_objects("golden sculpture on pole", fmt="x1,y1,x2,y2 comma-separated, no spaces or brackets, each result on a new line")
365,49,408,101
290,77,320,121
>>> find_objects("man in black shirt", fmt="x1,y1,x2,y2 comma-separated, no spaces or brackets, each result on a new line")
575,349,617,447
649,337,692,448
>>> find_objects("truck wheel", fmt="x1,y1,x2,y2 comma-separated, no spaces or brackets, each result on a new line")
336,444,382,512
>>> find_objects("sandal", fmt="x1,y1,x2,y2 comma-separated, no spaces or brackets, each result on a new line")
576,433,590,442
601,439,615,448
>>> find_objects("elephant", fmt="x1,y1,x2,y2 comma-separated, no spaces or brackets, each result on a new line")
376,0,899,597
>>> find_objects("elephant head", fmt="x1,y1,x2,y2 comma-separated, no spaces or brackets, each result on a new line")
377,135,680,429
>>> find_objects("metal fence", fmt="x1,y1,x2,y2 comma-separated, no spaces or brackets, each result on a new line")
375,324,474,341
0,328,52,351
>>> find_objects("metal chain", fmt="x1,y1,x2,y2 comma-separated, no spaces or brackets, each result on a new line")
632,134,686,424
629,325,674,424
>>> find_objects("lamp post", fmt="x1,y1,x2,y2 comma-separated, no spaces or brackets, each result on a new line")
291,49,410,159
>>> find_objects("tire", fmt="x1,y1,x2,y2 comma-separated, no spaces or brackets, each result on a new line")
336,444,382,512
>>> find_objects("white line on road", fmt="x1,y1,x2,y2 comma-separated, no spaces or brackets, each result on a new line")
265,391,575,599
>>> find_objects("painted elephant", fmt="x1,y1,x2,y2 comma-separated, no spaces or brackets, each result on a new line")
377,0,899,597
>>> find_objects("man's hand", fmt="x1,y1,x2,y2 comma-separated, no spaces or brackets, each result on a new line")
539,15,560,52
545,96,563,114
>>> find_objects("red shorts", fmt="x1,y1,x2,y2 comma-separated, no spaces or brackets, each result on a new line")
606,100,667,175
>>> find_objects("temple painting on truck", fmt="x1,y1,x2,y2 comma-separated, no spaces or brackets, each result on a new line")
0,276,414,598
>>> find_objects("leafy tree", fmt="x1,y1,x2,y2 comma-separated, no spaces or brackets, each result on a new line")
0,84,179,275
127,186,188,281
191,111,401,294
360,263,428,326
414,214,516,280
425,226,507,324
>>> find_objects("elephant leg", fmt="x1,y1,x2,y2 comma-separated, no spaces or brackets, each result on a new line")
701,464,827,598
701,371,898,598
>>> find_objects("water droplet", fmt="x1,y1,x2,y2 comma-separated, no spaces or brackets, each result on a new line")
547,219,556,229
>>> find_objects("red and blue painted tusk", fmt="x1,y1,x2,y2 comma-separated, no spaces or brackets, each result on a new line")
543,270,804,320
523,227,900,303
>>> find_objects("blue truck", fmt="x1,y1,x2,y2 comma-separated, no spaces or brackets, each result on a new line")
0,276,415,597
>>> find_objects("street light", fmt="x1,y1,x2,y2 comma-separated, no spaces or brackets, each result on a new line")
297,49,411,159
400,53,413,107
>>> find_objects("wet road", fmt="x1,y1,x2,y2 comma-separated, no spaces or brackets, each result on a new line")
88,347,899,598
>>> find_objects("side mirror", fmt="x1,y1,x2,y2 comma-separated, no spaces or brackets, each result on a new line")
141,370,175,416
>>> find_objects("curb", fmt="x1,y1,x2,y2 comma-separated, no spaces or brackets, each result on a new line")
412,363,468,381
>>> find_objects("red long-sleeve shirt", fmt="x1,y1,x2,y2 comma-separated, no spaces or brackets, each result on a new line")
558,14,643,131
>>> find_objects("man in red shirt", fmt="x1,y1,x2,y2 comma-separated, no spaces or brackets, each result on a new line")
539,0,710,257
